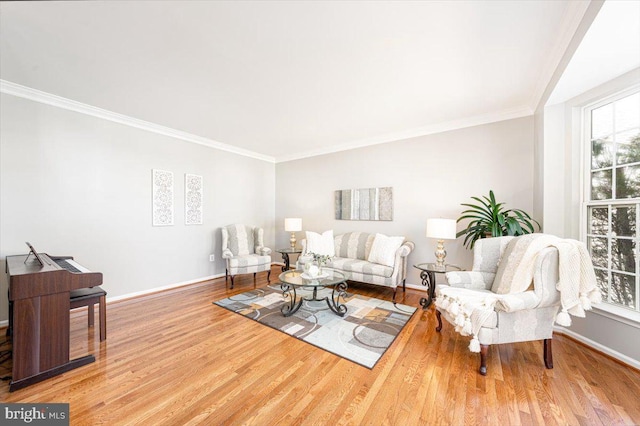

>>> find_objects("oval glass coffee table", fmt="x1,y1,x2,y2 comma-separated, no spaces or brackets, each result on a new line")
278,269,348,317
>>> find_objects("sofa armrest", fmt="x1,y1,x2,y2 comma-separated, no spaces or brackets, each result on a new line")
494,291,541,312
222,248,234,259
398,241,414,258
394,241,414,268
391,241,414,283
256,246,272,256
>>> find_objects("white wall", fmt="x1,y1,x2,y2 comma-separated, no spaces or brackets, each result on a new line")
0,94,275,321
275,116,536,287
541,102,566,236
543,67,640,363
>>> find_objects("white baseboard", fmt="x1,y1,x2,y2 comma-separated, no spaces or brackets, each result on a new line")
108,264,283,303
404,282,428,292
0,320,7,328
554,326,640,370
107,273,225,303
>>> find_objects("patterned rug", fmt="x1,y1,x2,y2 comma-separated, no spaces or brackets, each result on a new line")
213,284,416,368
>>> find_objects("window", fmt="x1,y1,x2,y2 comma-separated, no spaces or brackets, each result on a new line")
585,90,640,316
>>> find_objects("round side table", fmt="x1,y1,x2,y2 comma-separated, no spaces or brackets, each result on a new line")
276,248,302,272
413,263,461,309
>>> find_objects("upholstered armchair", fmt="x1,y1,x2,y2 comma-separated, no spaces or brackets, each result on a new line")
221,224,272,289
436,234,601,375
435,235,562,375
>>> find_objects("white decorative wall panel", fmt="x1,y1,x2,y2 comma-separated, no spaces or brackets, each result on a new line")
152,169,174,226
185,173,203,225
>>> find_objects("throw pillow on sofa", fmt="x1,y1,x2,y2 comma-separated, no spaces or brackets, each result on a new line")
305,230,335,256
367,233,405,267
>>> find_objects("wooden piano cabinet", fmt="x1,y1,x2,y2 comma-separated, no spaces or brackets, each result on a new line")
6,254,99,392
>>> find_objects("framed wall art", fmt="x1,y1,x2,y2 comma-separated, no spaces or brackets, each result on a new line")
152,169,174,226
185,173,203,225
335,187,393,221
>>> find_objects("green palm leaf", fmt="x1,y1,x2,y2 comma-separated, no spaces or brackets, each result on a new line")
457,190,540,249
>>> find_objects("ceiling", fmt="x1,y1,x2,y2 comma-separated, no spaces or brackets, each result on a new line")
1,1,590,163
548,0,640,105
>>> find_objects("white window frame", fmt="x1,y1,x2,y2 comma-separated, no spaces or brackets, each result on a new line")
581,85,640,326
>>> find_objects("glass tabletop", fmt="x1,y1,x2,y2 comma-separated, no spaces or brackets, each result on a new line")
279,269,346,287
413,263,461,273
276,248,303,254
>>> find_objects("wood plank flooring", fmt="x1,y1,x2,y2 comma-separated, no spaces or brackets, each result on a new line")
1,265,639,425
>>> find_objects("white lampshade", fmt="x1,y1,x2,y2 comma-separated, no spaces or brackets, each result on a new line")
284,217,302,232
426,218,456,240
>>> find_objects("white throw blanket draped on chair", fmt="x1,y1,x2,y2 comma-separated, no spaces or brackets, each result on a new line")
435,288,499,352
496,234,601,322
436,234,602,352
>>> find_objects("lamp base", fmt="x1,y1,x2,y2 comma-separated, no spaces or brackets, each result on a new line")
434,239,447,267
290,232,297,250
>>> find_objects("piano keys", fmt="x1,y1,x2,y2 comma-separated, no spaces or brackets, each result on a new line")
6,250,103,392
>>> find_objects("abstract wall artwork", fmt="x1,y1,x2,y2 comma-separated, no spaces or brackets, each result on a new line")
335,187,393,221
152,169,174,226
185,173,203,225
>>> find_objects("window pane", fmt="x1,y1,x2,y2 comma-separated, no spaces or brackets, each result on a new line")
591,170,612,200
587,91,640,315
611,272,636,309
615,92,640,130
592,138,613,169
611,239,636,273
612,206,636,237
615,165,640,198
594,268,609,302
588,206,609,235
616,130,640,165
592,103,614,139
589,236,608,268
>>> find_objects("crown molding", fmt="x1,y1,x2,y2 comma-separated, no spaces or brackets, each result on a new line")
0,79,533,165
0,79,276,164
276,105,533,163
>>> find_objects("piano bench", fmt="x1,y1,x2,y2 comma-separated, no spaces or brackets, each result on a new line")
70,286,107,342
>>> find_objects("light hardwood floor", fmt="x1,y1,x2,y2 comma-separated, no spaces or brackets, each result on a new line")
1,265,639,425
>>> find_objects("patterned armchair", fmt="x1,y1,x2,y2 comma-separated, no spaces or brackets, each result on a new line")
221,224,272,289
435,236,561,375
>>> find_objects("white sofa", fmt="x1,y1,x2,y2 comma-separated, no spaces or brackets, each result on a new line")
296,232,414,301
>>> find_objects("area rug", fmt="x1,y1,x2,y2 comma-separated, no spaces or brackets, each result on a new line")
213,284,416,368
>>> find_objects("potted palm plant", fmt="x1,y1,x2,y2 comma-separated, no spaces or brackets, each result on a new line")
457,190,540,249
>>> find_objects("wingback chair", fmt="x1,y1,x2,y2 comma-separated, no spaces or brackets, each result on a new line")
435,236,561,375
221,224,272,289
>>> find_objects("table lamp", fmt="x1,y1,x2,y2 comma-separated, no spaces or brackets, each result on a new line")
284,218,302,249
426,218,456,267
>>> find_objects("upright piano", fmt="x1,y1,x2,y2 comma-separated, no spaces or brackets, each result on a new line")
6,245,103,392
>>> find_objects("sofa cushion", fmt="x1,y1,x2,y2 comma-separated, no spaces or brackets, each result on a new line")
228,254,271,268
367,233,405,267
333,232,376,260
329,257,394,278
